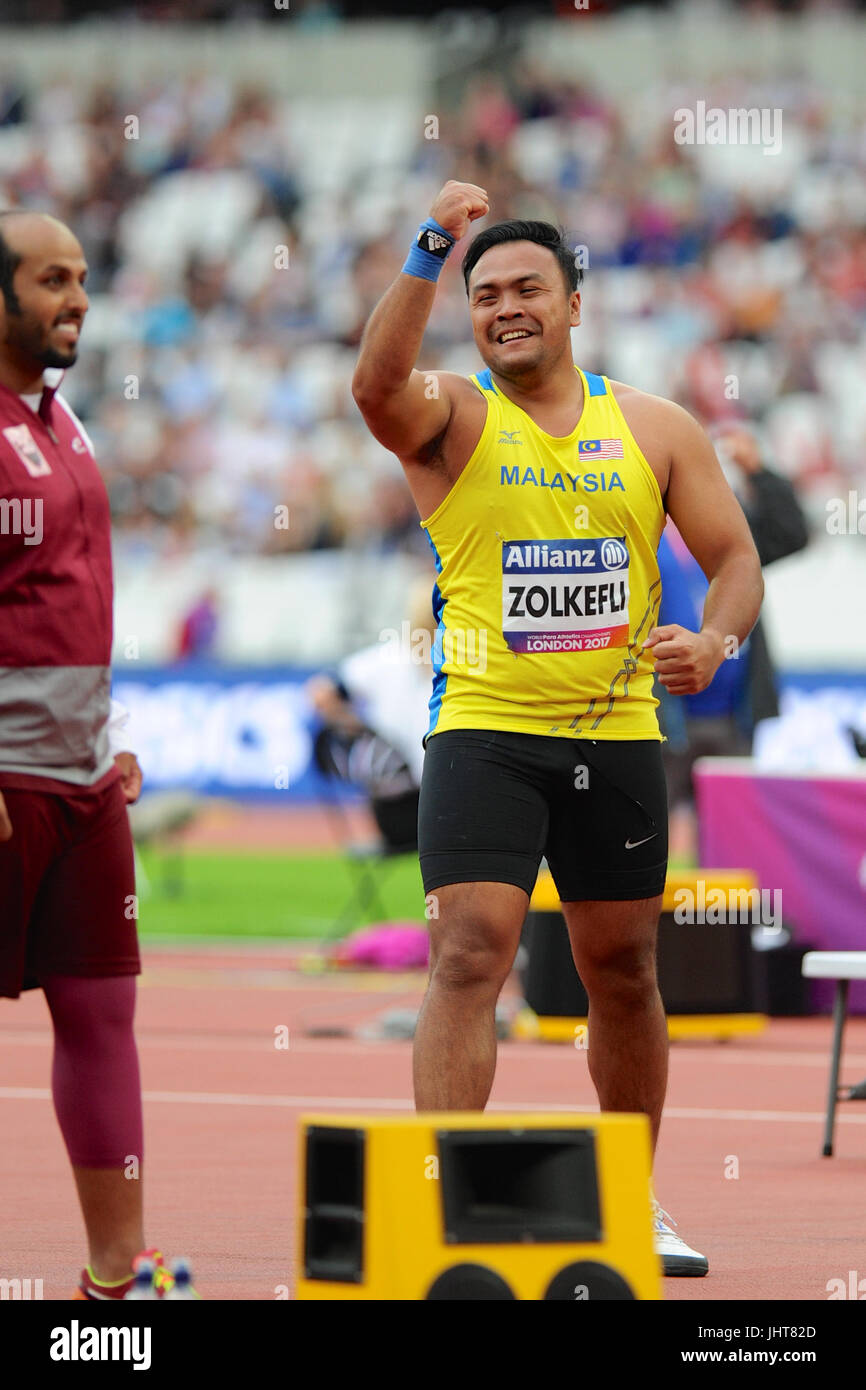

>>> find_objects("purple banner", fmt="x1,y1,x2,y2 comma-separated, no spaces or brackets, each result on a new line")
695,759,866,1013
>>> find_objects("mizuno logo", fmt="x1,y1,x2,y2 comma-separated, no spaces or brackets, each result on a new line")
498,430,522,444
624,834,657,850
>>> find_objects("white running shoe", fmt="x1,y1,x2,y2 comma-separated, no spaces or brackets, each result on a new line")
652,1198,709,1277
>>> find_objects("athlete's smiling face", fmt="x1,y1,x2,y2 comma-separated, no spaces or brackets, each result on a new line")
467,240,581,382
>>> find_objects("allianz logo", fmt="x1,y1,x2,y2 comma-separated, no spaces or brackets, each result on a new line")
498,430,523,445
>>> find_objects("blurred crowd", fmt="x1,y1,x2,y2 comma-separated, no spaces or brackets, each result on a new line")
1,39,864,564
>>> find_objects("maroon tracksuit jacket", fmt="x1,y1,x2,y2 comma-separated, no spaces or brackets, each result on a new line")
0,369,117,794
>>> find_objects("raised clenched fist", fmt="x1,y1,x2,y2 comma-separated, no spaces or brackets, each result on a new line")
429,181,490,241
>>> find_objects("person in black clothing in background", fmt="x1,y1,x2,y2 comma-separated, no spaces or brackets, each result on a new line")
658,423,810,860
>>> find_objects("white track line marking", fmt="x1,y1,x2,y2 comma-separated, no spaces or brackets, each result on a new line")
0,1030,288,1053
2,1086,866,1125
3,1028,866,1071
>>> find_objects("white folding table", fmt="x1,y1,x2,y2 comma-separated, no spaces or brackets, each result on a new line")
801,952,866,1156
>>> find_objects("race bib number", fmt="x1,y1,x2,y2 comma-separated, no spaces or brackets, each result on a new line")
502,538,630,653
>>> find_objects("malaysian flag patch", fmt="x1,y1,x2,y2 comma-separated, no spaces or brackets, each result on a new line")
578,438,624,459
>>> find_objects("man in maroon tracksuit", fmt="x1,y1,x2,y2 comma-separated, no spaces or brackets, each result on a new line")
0,210,167,1299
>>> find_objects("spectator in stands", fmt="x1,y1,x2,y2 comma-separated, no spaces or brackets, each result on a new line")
175,588,220,661
1,39,862,567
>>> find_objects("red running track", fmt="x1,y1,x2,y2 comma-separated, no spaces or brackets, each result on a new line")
2,941,865,1301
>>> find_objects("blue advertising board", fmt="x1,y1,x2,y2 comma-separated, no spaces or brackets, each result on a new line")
112,665,866,800
112,665,338,800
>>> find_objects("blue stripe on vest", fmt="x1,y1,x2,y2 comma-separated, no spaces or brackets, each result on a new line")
424,532,447,741
477,366,604,395
584,371,607,396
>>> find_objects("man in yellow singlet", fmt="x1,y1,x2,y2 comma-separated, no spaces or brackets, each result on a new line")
352,181,763,1278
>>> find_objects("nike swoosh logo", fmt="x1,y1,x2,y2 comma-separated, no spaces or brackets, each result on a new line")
624,834,657,850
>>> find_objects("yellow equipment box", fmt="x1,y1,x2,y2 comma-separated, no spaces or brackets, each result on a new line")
523,867,768,1038
296,1111,661,1301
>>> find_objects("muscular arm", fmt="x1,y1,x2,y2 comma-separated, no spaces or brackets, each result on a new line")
351,181,488,464
351,275,454,460
645,403,764,695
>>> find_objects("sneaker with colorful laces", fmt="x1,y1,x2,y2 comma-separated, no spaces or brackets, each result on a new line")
652,1198,709,1277
135,1249,176,1298
73,1247,176,1300
162,1256,201,1300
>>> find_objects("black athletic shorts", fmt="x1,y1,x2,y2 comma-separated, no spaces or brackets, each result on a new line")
418,730,668,902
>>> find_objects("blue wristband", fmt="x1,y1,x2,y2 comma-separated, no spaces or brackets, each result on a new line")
402,217,456,282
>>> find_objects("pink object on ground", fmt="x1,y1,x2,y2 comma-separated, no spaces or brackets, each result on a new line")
334,924,430,971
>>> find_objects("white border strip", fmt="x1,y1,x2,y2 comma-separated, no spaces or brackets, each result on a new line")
2,1086,866,1125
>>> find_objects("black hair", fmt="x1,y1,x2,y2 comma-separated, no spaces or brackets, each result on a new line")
0,212,24,313
462,220,582,298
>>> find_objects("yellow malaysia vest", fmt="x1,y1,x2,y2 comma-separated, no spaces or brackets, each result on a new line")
422,365,665,741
